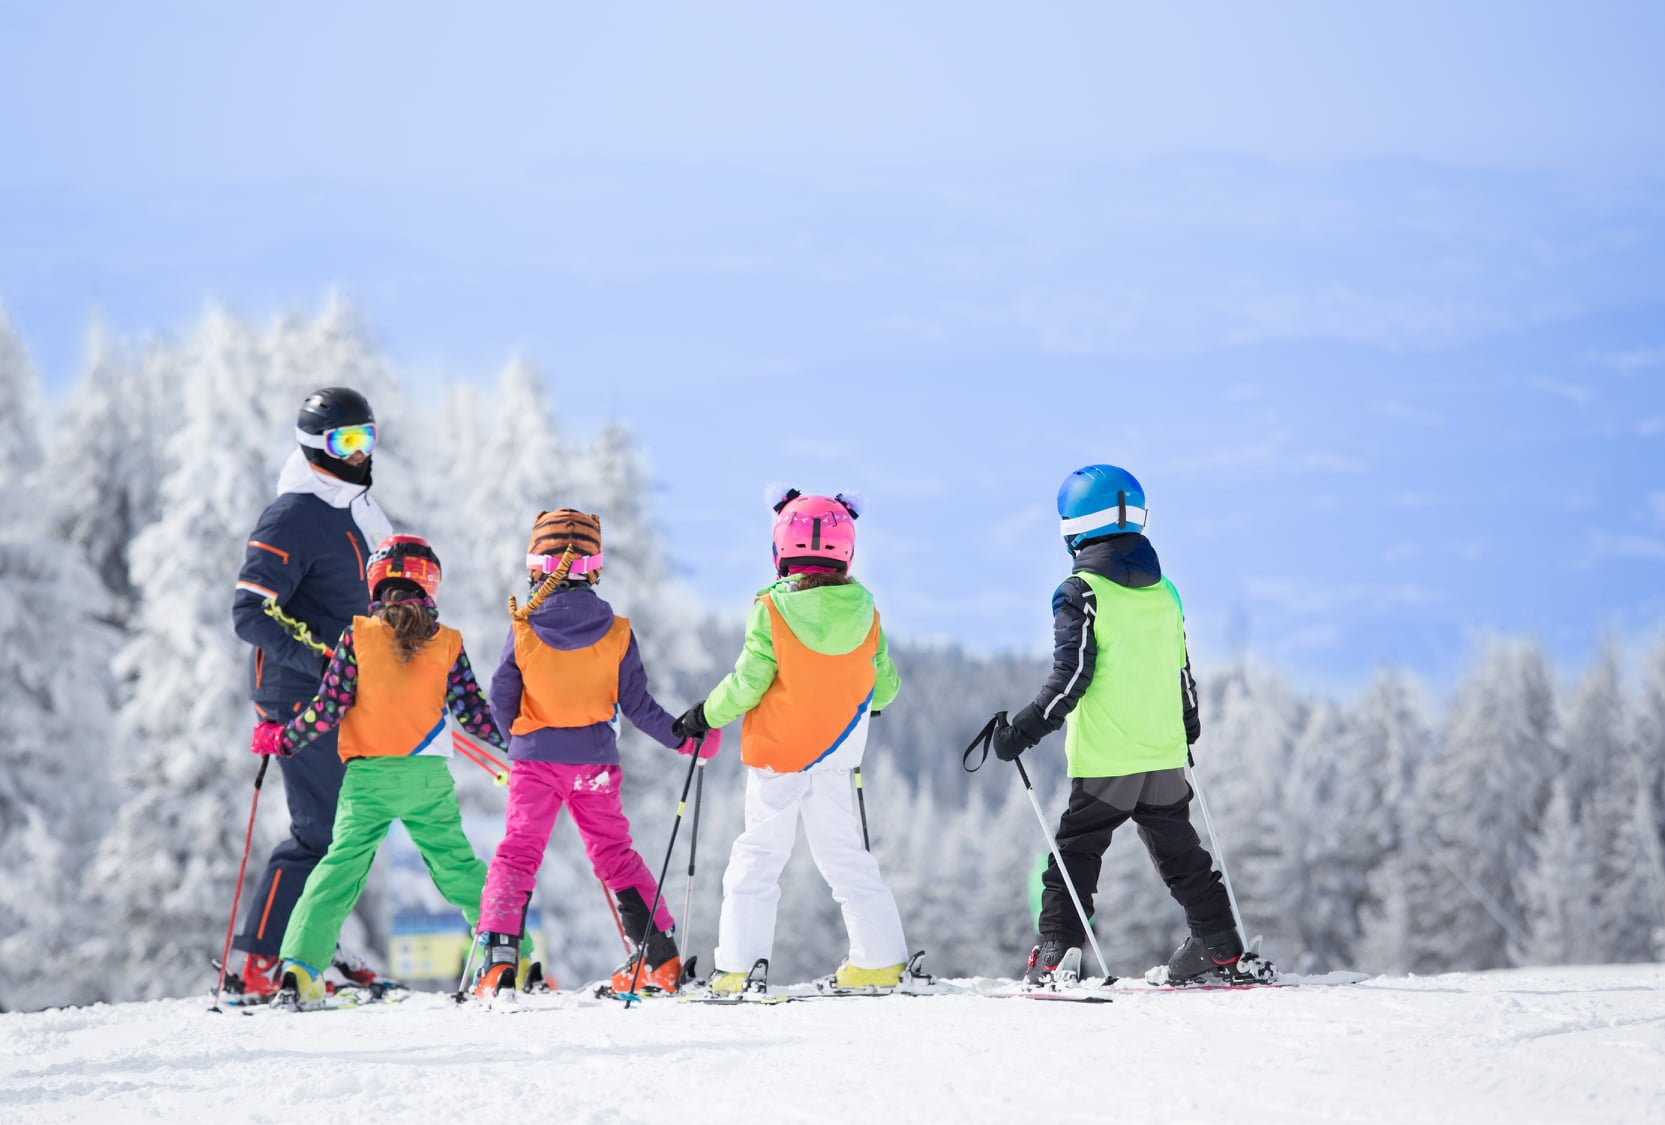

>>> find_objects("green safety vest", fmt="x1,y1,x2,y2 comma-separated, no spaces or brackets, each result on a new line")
1062,571,1190,779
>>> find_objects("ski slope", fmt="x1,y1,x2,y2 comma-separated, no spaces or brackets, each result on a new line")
3,965,1663,1124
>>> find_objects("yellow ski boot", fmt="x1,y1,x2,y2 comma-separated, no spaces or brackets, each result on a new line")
275,959,328,1009
825,959,905,994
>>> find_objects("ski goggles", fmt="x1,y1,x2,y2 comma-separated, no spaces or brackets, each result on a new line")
527,551,604,577
295,422,377,459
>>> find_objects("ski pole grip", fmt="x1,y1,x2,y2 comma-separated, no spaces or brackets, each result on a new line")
254,756,270,789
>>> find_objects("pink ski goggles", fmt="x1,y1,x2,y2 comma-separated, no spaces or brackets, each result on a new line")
527,551,603,577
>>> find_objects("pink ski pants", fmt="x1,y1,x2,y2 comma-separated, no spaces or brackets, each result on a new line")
478,761,672,936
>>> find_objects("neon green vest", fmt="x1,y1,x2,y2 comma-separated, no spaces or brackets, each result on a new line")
1062,571,1190,779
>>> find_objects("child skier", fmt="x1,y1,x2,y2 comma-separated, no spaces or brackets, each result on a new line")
985,464,1245,986
471,509,719,999
249,534,530,1008
673,489,909,994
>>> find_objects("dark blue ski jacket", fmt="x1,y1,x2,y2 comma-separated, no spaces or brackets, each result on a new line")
232,450,392,708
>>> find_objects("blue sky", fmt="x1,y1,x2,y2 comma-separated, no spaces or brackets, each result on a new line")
3,1,1664,695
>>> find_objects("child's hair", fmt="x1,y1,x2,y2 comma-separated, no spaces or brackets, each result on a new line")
791,571,852,590
375,585,437,663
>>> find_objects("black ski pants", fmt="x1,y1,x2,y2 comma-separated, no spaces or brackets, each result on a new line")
1038,769,1234,947
233,706,346,958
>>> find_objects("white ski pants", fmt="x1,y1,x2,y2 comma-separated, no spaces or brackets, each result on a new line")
713,766,908,974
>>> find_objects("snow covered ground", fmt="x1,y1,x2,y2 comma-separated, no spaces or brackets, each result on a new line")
3,965,1663,1125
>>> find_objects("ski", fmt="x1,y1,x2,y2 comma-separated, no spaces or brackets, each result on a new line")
981,986,1114,1004
210,955,409,1008
973,948,1113,1002
1127,966,1368,993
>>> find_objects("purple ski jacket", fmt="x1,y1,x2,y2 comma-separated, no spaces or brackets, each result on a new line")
488,586,680,764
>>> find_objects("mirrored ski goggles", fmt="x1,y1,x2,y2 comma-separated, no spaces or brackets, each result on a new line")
527,551,604,577
295,423,377,459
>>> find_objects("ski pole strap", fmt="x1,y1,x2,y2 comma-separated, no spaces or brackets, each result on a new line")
961,713,1004,773
260,597,333,658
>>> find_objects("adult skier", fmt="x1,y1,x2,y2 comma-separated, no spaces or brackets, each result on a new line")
225,387,393,1000
986,464,1242,986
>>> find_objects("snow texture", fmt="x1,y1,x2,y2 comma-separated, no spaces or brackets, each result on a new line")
2,966,1663,1124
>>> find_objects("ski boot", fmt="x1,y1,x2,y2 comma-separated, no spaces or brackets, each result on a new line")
273,960,328,1011
704,959,769,999
471,932,521,1004
815,956,905,995
520,959,553,994
230,952,283,1002
707,970,748,994
331,944,391,992
609,926,682,996
609,888,683,995
1023,936,1079,986
1165,931,1245,985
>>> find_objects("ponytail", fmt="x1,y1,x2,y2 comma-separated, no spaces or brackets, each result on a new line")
376,594,437,662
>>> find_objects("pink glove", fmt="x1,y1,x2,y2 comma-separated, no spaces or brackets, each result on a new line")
250,722,287,757
676,727,722,760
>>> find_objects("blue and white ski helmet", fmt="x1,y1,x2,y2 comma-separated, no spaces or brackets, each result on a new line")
1057,464,1147,553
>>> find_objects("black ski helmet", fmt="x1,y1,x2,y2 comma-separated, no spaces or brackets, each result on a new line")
297,386,374,435
296,387,375,484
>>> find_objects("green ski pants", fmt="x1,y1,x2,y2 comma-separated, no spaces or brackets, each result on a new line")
280,756,527,972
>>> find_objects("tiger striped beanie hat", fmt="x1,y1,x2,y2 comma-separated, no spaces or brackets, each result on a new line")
526,509,603,585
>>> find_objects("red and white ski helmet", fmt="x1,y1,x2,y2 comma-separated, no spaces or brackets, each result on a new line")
770,488,861,576
366,534,442,600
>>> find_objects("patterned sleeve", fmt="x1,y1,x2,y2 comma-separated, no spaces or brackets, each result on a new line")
447,644,509,750
280,624,360,753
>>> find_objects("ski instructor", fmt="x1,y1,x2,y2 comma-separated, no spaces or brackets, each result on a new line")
225,387,393,1000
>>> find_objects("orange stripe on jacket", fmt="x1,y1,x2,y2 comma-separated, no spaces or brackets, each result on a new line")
338,616,462,761
249,540,290,564
510,616,631,733
741,596,880,773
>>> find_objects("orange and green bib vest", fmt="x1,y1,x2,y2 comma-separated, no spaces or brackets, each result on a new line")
741,595,880,773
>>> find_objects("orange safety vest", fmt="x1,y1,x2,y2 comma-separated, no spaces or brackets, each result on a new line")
510,615,632,733
337,615,462,761
741,596,880,773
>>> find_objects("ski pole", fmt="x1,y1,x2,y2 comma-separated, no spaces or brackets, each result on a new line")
623,742,702,1007
210,756,271,1012
963,714,1110,981
1012,757,1111,980
1185,750,1248,947
679,758,707,969
452,731,511,786
453,930,483,1002
602,879,632,955
854,766,871,851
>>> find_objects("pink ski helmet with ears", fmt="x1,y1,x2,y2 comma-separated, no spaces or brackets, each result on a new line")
770,487,861,576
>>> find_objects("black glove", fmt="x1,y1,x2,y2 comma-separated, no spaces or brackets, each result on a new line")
992,703,1049,761
672,702,710,741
